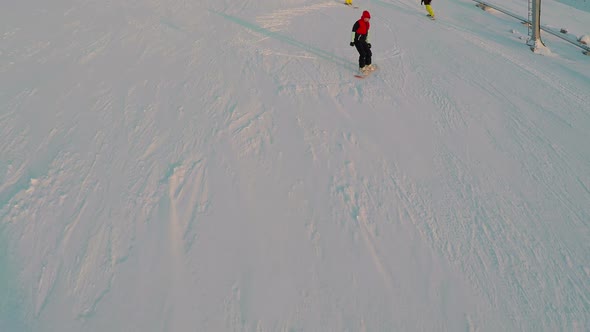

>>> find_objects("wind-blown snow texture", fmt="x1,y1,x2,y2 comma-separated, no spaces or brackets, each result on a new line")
1,0,590,331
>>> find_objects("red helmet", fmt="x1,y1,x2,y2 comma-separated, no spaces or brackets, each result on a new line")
362,10,371,19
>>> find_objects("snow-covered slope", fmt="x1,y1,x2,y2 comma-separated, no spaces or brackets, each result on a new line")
555,0,590,13
1,0,589,331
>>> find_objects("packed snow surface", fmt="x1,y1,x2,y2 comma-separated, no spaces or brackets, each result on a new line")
1,0,589,331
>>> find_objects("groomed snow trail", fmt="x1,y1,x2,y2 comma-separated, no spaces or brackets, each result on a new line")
1,0,589,331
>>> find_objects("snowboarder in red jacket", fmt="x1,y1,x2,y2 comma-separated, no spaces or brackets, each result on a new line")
350,10,375,74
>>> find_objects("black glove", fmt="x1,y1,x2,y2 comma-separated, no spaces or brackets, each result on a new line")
421,0,424,4
367,43,371,49
350,42,355,47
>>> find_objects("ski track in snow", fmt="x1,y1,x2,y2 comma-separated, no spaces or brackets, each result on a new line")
256,2,340,32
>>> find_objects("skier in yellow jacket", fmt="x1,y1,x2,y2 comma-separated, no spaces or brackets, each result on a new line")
421,0,435,19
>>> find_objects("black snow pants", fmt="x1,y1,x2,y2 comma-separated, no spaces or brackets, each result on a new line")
355,41,372,68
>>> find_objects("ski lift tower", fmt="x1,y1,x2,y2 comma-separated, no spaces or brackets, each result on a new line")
527,0,545,51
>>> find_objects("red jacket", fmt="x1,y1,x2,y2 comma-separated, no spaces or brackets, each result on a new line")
352,10,371,41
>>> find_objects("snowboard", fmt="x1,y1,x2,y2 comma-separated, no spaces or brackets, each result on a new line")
354,65,377,79
344,3,359,8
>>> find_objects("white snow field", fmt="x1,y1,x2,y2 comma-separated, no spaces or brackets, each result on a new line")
1,0,590,331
